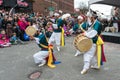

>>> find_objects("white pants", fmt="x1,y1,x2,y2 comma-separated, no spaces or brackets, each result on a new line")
74,50,83,56
69,28,74,34
83,44,97,70
33,51,49,64
48,32,61,48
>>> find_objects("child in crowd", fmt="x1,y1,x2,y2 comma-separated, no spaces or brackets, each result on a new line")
10,22,24,45
0,29,11,47
10,33,24,45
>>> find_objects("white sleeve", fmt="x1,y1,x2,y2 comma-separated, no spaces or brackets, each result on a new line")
84,30,97,38
34,38,40,44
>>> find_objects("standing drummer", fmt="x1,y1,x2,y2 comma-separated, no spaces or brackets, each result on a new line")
74,15,89,56
80,11,105,74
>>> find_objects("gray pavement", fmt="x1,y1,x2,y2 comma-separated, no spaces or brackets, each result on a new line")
0,37,120,80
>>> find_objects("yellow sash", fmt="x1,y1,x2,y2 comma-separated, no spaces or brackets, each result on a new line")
96,36,104,68
61,28,65,47
39,44,48,48
96,36,104,45
47,45,56,68
41,34,56,68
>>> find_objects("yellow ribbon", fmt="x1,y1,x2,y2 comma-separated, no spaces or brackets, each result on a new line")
97,45,101,68
61,28,65,47
96,36,104,45
40,43,56,68
47,45,56,68
96,36,104,68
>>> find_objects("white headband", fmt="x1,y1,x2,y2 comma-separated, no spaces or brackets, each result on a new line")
77,16,83,20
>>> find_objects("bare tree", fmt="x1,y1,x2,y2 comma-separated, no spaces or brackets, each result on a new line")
78,2,88,14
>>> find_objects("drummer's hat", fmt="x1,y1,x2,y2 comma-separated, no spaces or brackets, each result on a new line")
77,15,85,21
87,9,98,18
78,15,84,20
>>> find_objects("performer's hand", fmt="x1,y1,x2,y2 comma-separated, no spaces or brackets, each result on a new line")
48,44,53,47
81,32,85,36
29,36,34,40
48,44,53,49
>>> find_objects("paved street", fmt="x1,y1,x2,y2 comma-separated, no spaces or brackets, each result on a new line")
0,37,120,80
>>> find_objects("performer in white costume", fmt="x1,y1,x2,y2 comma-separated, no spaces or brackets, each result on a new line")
48,13,65,51
80,11,103,74
74,15,89,56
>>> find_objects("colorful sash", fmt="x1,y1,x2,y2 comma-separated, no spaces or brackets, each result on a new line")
40,34,56,68
61,28,65,47
96,36,106,68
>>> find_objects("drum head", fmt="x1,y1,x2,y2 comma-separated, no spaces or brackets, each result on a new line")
77,38,92,52
25,26,36,36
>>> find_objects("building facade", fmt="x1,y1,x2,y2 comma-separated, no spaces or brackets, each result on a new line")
33,0,74,15
0,0,74,14
0,0,33,13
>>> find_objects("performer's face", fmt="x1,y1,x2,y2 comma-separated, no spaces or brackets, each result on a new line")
1,30,5,34
78,19,84,24
90,17,94,23
87,17,92,25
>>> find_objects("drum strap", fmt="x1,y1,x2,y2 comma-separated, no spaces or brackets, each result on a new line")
89,19,97,30
79,23,85,32
79,24,85,32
